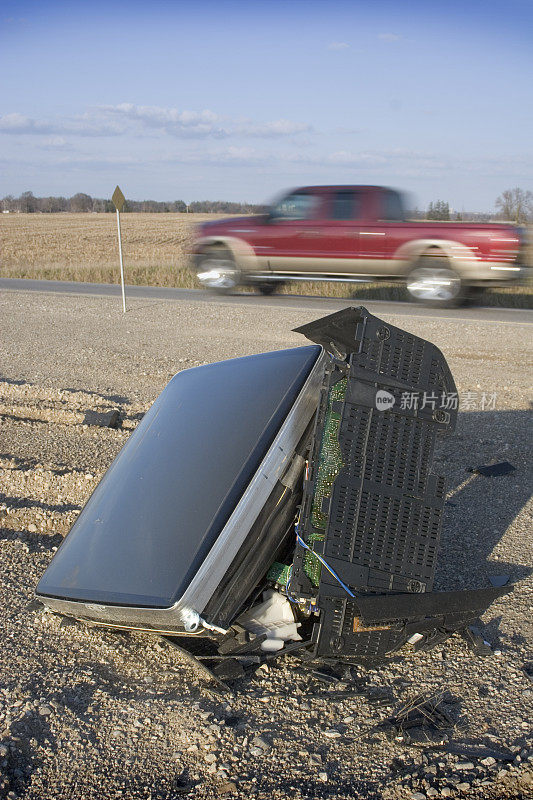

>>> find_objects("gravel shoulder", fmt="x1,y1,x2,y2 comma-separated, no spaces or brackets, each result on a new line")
0,290,532,800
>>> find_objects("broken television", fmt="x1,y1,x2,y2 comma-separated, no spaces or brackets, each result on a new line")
35,308,509,682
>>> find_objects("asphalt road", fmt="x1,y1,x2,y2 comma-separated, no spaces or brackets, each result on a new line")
1,277,532,325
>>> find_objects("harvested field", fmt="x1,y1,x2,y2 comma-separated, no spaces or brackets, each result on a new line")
1,213,531,307
0,212,213,288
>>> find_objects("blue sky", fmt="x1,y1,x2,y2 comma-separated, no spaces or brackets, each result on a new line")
1,0,532,209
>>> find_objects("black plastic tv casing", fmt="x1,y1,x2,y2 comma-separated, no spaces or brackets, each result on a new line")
36,345,327,635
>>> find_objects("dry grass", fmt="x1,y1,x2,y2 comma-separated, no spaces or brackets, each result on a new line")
1,212,531,307
0,212,214,288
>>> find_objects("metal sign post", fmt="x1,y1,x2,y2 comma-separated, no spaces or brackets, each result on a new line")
112,185,126,313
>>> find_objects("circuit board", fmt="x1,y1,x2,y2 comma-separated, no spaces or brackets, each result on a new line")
267,561,291,587
311,377,347,529
304,376,347,586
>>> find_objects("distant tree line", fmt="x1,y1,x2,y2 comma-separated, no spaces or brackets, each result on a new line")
409,206,497,222
409,187,532,223
0,191,264,215
188,200,267,214
2,188,531,222
426,200,450,220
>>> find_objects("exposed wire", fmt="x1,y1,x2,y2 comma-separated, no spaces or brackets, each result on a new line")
274,485,288,508
295,524,355,599
285,565,318,615
284,565,300,605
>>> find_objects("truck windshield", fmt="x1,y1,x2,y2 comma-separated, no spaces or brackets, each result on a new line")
270,193,318,220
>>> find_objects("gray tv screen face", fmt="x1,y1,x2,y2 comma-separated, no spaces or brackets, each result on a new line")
36,345,321,611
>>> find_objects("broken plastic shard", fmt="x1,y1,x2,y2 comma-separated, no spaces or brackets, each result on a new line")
236,589,302,652
469,461,516,477
488,575,510,587
461,625,493,656
403,727,450,747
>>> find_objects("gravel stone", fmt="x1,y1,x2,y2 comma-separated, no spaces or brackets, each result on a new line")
497,768,509,779
219,782,238,794
250,735,271,751
323,729,342,739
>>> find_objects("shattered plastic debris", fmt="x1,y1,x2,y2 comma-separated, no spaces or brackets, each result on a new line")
468,461,516,477
236,589,302,651
461,625,494,657
488,574,510,588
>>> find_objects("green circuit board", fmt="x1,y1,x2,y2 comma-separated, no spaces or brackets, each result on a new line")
304,376,347,586
311,376,347,529
303,545,324,587
267,561,291,587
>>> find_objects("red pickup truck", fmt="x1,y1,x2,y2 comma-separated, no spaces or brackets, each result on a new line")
191,185,525,306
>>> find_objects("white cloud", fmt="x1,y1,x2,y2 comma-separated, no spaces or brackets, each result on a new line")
3,143,531,188
235,119,312,137
0,112,123,137
144,146,447,173
0,105,313,142
99,103,226,138
0,113,52,134
101,104,312,140
328,41,350,51
378,33,401,42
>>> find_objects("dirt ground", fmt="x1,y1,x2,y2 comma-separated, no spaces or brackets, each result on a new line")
0,289,531,799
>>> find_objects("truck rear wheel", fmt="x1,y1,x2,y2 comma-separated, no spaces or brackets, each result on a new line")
406,259,465,307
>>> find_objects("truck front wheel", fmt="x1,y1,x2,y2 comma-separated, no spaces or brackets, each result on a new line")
406,259,465,307
196,247,241,293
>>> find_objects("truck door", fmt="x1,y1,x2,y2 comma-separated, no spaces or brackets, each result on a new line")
358,188,407,276
318,188,364,274
258,189,329,273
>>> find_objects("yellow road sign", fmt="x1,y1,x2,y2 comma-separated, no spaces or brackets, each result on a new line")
112,185,125,212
